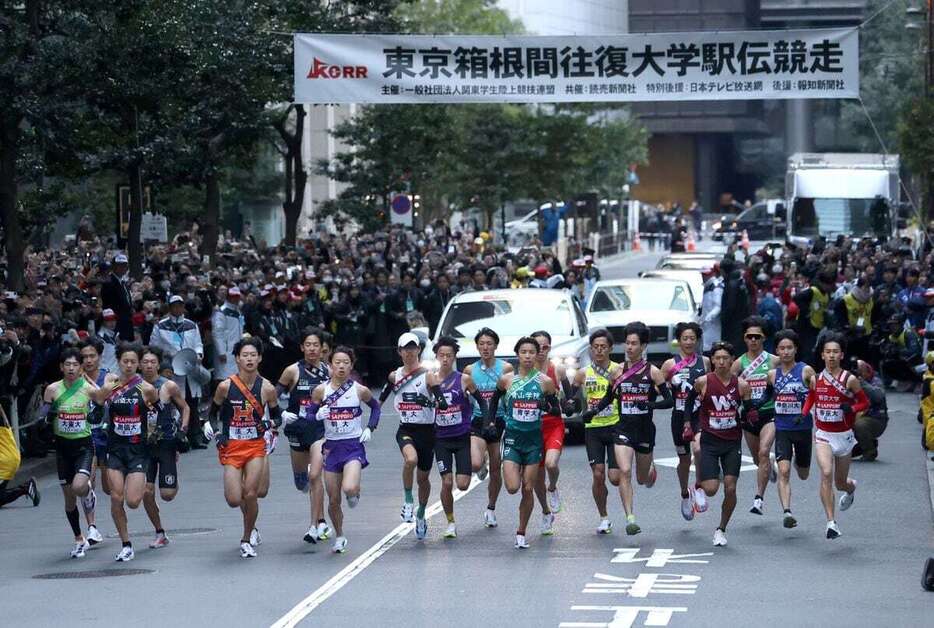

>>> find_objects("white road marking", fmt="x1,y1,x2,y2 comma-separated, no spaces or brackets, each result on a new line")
271,476,481,628
653,454,757,473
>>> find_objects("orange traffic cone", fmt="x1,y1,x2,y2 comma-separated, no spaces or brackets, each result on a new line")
632,232,641,252
686,232,696,252
740,229,750,251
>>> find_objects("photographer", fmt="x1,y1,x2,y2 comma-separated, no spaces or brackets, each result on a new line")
878,312,923,391
851,359,889,461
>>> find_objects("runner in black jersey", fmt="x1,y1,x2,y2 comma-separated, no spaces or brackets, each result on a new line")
140,347,190,549
277,328,332,544
92,344,159,562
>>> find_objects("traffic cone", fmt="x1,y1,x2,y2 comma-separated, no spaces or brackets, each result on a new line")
740,229,750,251
632,232,641,252
686,232,696,252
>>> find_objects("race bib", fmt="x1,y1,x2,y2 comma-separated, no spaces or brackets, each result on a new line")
435,394,460,427
57,412,87,434
709,413,737,430
675,396,686,411
512,400,540,423
113,415,141,437
229,426,259,440
749,380,767,400
618,392,646,416
815,407,843,423
774,395,802,416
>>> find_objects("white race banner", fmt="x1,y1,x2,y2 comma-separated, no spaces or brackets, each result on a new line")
294,29,858,104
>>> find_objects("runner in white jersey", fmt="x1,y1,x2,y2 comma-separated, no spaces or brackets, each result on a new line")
304,346,381,553
378,332,448,540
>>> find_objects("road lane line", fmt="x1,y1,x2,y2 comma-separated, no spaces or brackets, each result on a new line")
271,476,482,628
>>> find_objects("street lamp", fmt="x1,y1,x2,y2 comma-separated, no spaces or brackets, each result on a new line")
907,1,933,93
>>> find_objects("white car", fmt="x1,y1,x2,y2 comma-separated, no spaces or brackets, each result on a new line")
586,278,700,363
638,269,704,306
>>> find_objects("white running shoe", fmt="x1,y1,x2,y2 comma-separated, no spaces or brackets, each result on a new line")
750,496,764,515
693,486,709,513
249,528,262,547
839,480,856,511
541,512,555,536
114,546,135,562
826,520,842,539
316,521,332,540
82,489,96,513
400,502,415,523
149,533,170,549
303,525,319,544
86,525,103,546
333,536,348,553
477,460,489,481
71,539,90,559
239,542,257,558
645,463,657,488
443,522,457,539
547,489,561,513
483,508,498,528
769,456,778,484
514,534,529,549
681,495,695,521
415,517,428,540
596,518,612,535
347,493,360,509
713,528,728,547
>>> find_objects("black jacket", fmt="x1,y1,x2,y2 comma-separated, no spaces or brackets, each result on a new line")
100,273,134,341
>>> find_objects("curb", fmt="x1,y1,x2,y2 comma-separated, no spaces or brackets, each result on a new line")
13,454,58,484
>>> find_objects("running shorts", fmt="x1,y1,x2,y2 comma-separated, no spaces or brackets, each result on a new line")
105,441,147,476
146,440,179,489
585,425,618,469
470,416,505,443
56,437,94,485
283,418,324,452
217,439,266,469
742,410,775,436
815,428,856,458
396,424,436,472
541,416,565,453
322,439,368,474
502,428,543,466
91,427,108,462
434,434,471,476
775,429,813,469
615,417,655,454
699,432,742,481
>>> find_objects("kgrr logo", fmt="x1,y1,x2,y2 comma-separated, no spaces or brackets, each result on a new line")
307,57,368,79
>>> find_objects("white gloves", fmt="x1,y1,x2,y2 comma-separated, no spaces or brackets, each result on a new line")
317,405,330,421
670,372,684,388
264,429,278,454
281,410,299,426
202,421,215,442
359,427,372,444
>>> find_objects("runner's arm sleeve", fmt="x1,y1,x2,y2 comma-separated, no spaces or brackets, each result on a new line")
88,403,105,426
378,381,393,404
275,382,290,404
429,384,448,410
801,389,815,420
304,401,321,422
365,397,381,430
268,404,284,428
486,387,504,427
539,392,561,415
468,388,488,416
36,402,53,425
648,383,673,410
848,388,870,415
684,387,699,424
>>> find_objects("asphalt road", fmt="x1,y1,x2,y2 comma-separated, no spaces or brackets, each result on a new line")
2,247,932,627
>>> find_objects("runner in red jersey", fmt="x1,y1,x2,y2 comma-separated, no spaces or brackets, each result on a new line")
684,341,753,547
801,332,869,539
531,331,566,536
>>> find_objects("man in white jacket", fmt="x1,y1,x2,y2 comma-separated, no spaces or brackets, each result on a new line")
700,274,724,352
211,287,244,382
150,296,206,446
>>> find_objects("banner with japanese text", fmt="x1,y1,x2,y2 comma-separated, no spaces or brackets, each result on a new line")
294,28,858,104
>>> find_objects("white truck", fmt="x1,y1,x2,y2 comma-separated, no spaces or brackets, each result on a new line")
785,153,900,247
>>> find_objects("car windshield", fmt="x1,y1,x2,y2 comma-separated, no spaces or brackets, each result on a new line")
791,197,890,238
659,259,715,271
589,283,692,313
439,296,575,338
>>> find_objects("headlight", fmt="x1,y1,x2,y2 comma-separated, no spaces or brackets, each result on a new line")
551,356,580,369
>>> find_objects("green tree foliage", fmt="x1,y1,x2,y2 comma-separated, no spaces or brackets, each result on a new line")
898,95,934,219
395,0,523,34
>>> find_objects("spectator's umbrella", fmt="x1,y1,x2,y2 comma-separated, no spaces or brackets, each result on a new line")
172,348,211,385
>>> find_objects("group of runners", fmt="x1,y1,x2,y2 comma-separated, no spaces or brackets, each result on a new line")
36,313,868,559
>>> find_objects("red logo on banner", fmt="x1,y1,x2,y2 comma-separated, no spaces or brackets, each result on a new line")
307,57,368,79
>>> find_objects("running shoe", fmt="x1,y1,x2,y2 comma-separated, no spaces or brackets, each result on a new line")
839,480,856,511
347,493,360,509
483,508,498,528
826,520,841,539
87,525,103,546
477,459,489,481
625,516,641,536
303,525,318,544
114,546,135,562
547,489,561,514
81,488,95,513
249,528,262,547
239,541,257,558
713,528,728,546
443,522,457,539
541,512,555,536
750,496,764,515
783,513,798,529
644,463,657,488
514,534,529,549
769,456,778,484
693,485,708,513
415,517,428,540
333,536,348,553
681,495,695,521
27,477,40,507
316,521,332,540
400,501,415,523
71,539,90,559
597,518,612,535
149,532,170,549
